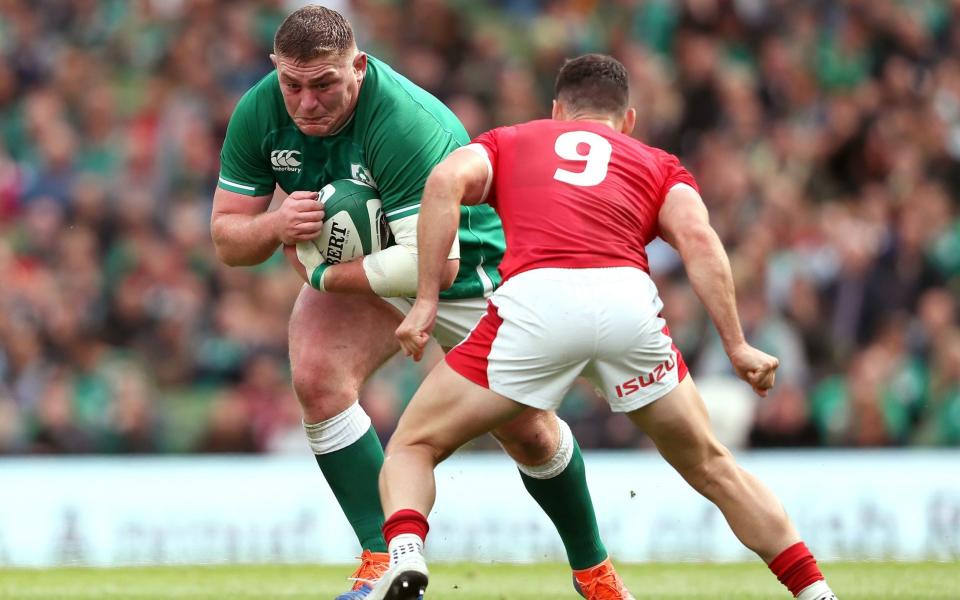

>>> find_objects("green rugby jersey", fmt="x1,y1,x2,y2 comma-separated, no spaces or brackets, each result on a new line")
218,55,504,299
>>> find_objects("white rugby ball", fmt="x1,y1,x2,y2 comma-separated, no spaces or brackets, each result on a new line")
295,179,389,277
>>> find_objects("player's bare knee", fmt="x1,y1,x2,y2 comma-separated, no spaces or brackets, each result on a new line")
493,430,554,466
291,362,358,422
386,433,450,467
431,442,457,464
682,447,741,501
491,410,559,466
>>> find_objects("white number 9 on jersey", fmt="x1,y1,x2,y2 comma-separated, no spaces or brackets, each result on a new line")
553,131,612,187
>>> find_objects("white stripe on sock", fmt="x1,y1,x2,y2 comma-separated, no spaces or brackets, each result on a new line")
303,400,371,454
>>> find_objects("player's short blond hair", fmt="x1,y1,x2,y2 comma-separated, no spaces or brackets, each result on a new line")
274,5,355,62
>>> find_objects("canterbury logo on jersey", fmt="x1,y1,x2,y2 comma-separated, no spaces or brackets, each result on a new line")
271,150,302,172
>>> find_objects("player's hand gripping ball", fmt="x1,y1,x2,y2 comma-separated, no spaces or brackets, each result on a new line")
284,179,390,285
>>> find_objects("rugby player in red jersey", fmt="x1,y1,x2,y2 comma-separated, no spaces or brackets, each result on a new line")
369,54,838,600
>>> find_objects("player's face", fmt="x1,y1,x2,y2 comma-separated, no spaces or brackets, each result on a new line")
272,49,367,137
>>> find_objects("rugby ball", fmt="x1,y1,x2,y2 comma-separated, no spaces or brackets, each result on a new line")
294,179,389,274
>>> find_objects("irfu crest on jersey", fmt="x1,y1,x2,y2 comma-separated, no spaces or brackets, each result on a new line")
351,164,377,188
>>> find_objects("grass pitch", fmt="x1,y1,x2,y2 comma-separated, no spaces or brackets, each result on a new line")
0,562,956,599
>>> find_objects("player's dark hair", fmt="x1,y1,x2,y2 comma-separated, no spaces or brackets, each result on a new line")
274,5,355,62
554,54,630,117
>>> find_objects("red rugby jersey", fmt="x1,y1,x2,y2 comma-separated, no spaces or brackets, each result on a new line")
468,119,699,282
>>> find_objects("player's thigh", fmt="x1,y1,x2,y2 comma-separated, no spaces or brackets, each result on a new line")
289,285,403,419
626,376,726,473
392,294,566,464
388,360,525,462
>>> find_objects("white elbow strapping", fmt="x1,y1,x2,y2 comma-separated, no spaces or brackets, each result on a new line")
390,213,460,261
362,244,419,298
362,213,460,297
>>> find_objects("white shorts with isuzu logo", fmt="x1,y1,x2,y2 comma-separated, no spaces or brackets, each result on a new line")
445,267,688,413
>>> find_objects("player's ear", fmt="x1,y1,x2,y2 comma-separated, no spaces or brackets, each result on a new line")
621,107,637,135
353,51,368,79
551,99,563,120
269,53,278,69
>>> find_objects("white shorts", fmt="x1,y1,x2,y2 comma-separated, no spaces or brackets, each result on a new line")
384,295,488,349
445,267,688,413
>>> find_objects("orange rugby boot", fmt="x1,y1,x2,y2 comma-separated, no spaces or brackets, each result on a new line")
336,549,390,599
573,557,636,600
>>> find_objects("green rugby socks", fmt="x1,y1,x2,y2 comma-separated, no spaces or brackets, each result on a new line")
307,408,387,553
518,424,608,570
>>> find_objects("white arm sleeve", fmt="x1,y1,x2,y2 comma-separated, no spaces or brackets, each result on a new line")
361,212,460,297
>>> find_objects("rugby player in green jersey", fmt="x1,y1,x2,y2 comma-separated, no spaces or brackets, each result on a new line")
210,6,626,599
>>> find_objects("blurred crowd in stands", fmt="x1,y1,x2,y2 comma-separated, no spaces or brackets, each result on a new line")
0,0,958,454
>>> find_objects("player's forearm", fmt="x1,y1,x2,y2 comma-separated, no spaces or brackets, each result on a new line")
319,252,456,297
416,170,463,301
316,247,420,296
319,259,375,294
211,211,282,266
677,225,746,353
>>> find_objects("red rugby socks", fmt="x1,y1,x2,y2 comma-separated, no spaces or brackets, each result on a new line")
769,541,831,598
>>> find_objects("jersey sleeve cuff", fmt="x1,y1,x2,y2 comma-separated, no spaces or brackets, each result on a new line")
217,175,272,197
383,203,421,222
